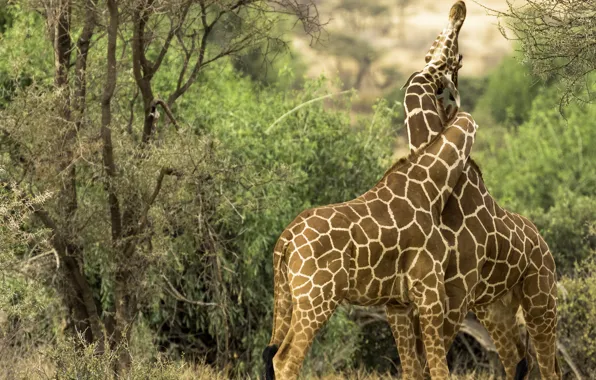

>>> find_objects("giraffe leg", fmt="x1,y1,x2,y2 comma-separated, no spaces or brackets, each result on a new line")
272,243,349,380
270,258,293,347
415,295,469,379
474,293,525,380
386,305,425,380
272,296,340,380
520,268,561,380
442,293,469,351
409,278,450,379
264,256,293,380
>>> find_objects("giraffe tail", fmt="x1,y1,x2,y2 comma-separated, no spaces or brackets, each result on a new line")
263,345,278,380
263,237,291,380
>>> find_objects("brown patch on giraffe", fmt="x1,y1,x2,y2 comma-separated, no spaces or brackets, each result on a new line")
294,234,308,248
292,275,310,289
476,207,493,230
368,200,393,227
405,94,422,107
423,181,440,203
367,278,381,296
318,234,332,251
351,224,368,245
464,216,488,242
391,198,415,228
349,203,369,218
507,266,522,287
361,217,380,240
377,187,393,203
428,159,449,190
313,270,332,285
303,227,318,241
417,155,436,168
308,215,331,233
380,227,398,249
407,182,430,209
415,211,433,235
335,205,359,221
369,241,384,265
408,84,426,95
356,246,370,267
457,228,476,261
331,232,351,253
441,228,456,247
400,223,425,249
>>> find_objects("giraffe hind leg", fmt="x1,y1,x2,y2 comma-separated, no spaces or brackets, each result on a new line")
272,285,346,379
273,247,349,379
474,295,525,380
264,248,293,380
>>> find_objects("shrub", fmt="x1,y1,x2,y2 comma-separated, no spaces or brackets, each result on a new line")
557,257,596,375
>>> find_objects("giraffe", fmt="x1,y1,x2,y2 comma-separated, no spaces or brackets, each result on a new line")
399,2,560,379
261,105,479,377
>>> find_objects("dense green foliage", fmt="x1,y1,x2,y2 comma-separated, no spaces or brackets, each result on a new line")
558,260,596,375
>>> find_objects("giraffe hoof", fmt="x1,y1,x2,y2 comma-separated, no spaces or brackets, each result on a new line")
514,357,529,380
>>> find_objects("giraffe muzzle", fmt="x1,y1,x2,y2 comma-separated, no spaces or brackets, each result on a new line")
449,1,467,32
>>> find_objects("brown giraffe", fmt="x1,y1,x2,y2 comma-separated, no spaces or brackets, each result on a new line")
399,2,560,379
262,100,479,377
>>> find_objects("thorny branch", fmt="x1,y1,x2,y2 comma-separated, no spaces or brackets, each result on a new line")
481,0,596,105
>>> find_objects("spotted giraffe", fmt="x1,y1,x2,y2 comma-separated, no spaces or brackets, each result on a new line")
262,105,479,377
400,2,560,379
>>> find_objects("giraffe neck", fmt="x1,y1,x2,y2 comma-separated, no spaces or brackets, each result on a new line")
384,114,477,213
404,71,445,150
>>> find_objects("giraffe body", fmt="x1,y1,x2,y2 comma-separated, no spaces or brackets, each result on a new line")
398,2,560,378
265,112,478,380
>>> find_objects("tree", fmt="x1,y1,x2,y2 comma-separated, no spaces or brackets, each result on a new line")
0,0,321,373
493,0,596,105
319,0,394,91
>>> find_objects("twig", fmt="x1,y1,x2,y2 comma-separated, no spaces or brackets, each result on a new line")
265,89,354,134
150,98,180,131
24,249,60,269
161,274,218,307
557,341,584,379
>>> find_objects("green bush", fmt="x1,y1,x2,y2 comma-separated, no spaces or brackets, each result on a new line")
145,63,397,376
558,257,596,375
475,56,540,126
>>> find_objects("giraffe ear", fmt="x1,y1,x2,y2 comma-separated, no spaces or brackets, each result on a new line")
400,71,422,90
440,75,460,110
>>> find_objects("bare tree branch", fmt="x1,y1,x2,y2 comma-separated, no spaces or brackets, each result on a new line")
101,0,122,242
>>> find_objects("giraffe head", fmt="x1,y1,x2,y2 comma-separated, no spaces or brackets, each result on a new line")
424,0,466,117
401,1,466,103
425,1,466,69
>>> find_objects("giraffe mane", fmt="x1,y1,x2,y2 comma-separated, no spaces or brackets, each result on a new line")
380,138,434,181
467,157,484,180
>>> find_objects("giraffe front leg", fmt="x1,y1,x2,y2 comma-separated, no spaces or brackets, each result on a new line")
409,277,450,380
386,304,425,380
